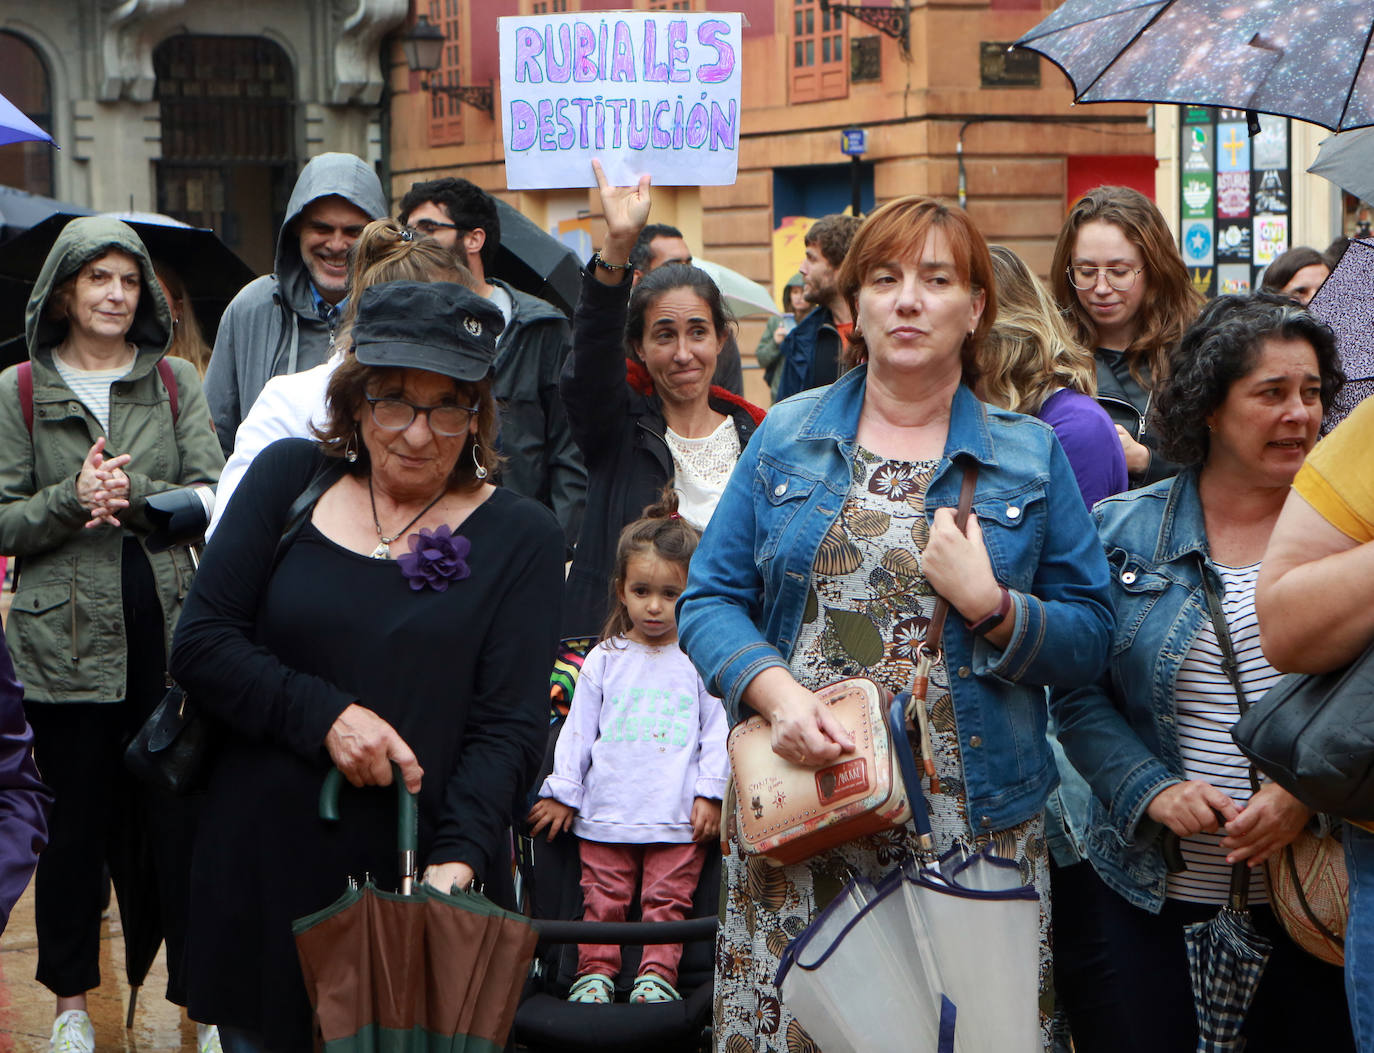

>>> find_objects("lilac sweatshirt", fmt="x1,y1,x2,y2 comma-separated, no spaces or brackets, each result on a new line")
539,637,729,844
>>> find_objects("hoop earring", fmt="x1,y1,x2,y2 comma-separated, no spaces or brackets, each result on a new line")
344,429,359,463
471,442,489,480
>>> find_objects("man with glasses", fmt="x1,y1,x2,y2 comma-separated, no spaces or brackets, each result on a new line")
205,152,387,458
398,178,585,553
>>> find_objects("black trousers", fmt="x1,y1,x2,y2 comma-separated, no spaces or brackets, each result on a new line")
1061,864,1354,1053
25,538,198,1002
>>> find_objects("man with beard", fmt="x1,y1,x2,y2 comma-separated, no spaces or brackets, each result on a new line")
204,153,386,457
774,214,861,402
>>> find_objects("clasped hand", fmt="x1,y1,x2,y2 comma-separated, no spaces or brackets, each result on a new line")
77,437,132,528
921,507,1004,625
1146,779,1311,866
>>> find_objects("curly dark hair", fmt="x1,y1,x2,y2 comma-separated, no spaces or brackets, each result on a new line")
1151,292,1344,467
397,177,500,275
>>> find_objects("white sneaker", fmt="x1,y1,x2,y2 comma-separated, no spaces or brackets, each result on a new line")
196,1022,223,1053
49,1010,94,1053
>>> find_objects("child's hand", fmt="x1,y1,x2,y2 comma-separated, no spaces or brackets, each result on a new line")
691,797,722,843
527,797,577,841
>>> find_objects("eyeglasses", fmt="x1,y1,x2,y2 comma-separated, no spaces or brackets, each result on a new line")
1067,264,1144,292
407,219,463,237
365,395,477,437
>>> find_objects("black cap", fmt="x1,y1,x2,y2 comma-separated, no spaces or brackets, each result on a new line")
351,281,504,382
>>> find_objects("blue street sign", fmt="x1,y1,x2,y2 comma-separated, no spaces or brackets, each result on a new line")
841,128,866,156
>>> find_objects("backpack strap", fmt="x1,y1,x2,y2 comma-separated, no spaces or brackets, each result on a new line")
156,358,179,423
17,358,179,433
16,362,33,434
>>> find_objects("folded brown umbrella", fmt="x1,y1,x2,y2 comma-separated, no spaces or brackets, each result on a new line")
293,768,537,1051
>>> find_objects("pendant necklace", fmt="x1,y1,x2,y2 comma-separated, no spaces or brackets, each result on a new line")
368,475,446,560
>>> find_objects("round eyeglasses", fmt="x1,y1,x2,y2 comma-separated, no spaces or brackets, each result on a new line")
365,395,477,437
1067,264,1144,293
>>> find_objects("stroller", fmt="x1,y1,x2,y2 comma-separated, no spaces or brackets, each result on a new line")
511,666,721,1053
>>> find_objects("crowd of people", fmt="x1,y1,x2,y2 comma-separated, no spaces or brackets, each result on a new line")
0,147,1369,1053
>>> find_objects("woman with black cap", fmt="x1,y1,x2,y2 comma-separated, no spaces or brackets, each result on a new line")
170,281,565,1052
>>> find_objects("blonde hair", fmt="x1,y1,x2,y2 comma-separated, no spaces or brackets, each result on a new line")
154,261,211,377
333,219,478,350
980,246,1097,414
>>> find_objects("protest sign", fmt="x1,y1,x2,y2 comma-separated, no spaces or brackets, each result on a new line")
498,12,742,190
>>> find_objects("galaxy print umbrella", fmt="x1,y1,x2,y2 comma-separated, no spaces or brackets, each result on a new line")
1015,0,1374,133
1308,237,1374,433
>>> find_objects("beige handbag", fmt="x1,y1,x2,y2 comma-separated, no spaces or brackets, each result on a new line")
721,465,979,866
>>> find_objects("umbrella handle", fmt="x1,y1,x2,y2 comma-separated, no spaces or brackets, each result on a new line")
319,763,419,882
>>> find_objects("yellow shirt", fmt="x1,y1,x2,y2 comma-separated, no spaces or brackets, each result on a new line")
1291,398,1374,831
1293,394,1374,542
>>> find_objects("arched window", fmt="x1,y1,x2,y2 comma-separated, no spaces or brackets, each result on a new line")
0,32,53,195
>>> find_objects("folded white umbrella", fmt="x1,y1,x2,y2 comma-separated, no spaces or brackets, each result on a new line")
693,257,781,318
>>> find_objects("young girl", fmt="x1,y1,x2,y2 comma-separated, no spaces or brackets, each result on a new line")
527,490,728,1005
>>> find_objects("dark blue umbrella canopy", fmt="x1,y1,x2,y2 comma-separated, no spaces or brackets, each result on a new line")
1015,0,1374,133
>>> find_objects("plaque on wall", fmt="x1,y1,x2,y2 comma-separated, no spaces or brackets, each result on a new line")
981,43,1040,88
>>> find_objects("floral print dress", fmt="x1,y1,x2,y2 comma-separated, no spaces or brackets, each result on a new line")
714,448,1052,1052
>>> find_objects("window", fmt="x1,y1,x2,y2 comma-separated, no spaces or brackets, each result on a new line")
647,0,694,9
0,32,52,195
791,0,847,104
428,0,464,146
532,0,569,11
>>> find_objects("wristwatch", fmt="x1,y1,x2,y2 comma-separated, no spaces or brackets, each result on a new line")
965,586,1012,636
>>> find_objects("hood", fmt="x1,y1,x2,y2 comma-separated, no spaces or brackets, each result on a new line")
25,215,171,366
780,271,804,312
275,152,388,315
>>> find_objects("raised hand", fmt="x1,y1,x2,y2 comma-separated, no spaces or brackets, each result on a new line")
592,159,652,249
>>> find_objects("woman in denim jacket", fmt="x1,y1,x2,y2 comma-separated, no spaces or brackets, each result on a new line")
679,197,1113,1051
1051,294,1352,1052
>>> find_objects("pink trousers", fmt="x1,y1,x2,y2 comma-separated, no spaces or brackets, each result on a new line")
576,839,706,984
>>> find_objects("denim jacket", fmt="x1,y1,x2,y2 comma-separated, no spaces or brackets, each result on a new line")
678,367,1114,835
1050,467,1219,911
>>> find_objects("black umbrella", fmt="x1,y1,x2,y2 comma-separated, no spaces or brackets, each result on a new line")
0,211,254,300
1309,237,1374,433
0,187,90,240
492,198,581,318
0,210,255,346
1183,863,1272,1052
1015,1,1374,133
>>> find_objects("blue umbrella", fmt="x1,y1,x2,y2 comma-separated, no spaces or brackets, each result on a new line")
0,88,52,147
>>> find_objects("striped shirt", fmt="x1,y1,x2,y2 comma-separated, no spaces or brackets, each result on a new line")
1165,561,1275,905
53,356,131,435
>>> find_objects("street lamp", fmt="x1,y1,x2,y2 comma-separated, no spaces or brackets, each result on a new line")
400,14,494,116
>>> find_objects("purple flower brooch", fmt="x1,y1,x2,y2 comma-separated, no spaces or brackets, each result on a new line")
396,525,471,592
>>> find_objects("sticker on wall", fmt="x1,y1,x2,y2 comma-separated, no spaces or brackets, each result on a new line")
1216,172,1251,219
1253,214,1289,266
1182,219,1214,267
1183,125,1214,174
1216,222,1252,262
1182,174,1214,218
1216,123,1250,173
1253,170,1290,215
1188,266,1215,297
1252,116,1290,171
1217,264,1252,294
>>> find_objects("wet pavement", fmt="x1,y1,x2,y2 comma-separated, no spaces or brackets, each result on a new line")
0,883,195,1051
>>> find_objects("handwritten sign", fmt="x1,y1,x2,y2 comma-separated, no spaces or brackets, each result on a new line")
498,13,742,190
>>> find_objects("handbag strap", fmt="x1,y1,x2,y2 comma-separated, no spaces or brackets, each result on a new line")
1197,556,1343,944
272,458,349,569
918,461,980,666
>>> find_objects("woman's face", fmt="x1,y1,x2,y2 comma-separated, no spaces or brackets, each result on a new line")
632,288,724,408
788,284,809,319
1206,336,1323,487
1279,263,1329,306
1070,221,1148,348
357,367,477,499
856,227,985,382
67,250,141,343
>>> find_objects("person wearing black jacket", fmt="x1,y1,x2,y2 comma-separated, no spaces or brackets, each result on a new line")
560,164,764,639
1051,186,1202,487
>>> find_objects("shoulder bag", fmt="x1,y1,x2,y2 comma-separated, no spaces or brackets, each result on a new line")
722,463,978,866
1199,562,1347,965
125,459,348,795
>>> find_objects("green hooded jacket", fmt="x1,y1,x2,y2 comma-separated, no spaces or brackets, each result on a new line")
0,216,224,703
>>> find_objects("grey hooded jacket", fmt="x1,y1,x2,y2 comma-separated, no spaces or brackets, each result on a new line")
0,216,224,702
204,153,386,456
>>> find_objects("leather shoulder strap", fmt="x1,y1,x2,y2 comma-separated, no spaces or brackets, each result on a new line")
156,358,179,422
922,462,979,659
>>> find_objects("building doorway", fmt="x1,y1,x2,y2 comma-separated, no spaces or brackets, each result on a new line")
154,35,296,275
